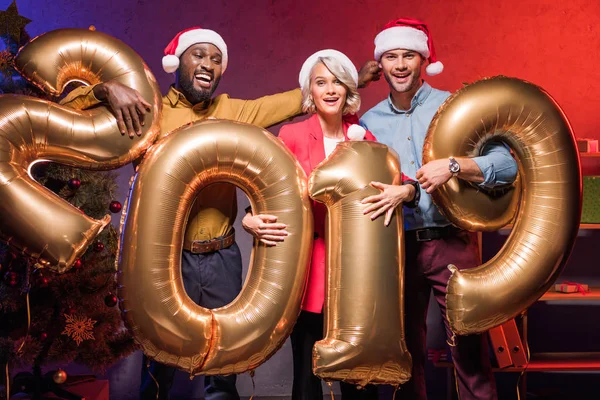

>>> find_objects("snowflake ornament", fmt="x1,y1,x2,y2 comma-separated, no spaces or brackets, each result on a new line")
62,314,96,345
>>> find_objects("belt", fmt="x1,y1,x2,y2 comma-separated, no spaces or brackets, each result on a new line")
183,231,235,254
406,225,461,242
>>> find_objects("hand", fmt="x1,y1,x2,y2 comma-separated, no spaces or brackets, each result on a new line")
242,213,289,246
416,159,452,194
93,80,152,138
361,181,415,226
357,60,382,88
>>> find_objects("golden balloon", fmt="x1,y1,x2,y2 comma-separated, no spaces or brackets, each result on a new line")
309,141,411,387
0,28,162,272
117,120,313,375
423,76,581,335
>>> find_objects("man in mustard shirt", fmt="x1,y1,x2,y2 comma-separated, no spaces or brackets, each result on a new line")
61,26,379,400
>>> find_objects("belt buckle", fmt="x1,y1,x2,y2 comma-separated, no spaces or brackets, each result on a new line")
415,229,432,242
190,241,202,254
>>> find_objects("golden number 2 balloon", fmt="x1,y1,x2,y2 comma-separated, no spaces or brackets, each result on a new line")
117,120,312,375
423,76,581,335
308,141,411,387
0,28,161,272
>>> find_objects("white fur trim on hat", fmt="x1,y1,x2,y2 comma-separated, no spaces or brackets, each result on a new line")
347,124,367,141
298,49,358,90
374,26,430,61
162,28,228,73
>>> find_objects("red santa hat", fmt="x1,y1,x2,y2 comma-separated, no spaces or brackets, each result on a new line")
374,18,443,76
162,27,228,74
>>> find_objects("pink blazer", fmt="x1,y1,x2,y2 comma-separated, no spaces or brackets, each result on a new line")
278,114,377,313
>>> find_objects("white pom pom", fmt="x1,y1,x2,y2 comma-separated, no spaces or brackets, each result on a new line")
162,55,180,73
347,124,367,141
426,61,444,76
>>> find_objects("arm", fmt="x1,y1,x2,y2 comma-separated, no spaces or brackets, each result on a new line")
416,142,518,193
60,80,151,138
232,89,303,128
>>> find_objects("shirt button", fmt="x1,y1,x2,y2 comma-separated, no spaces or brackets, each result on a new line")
410,161,415,165
416,208,421,214
405,114,410,118
407,137,411,141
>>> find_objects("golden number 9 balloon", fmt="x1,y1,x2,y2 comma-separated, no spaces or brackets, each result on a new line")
117,120,312,375
0,28,161,272
423,76,581,335
308,141,412,387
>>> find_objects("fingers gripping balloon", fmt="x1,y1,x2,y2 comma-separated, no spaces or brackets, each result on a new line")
117,120,312,375
308,141,412,387
0,28,162,272
423,77,582,335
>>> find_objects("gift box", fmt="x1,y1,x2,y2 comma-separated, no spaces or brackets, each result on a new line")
582,176,600,224
41,379,108,400
554,282,589,293
577,138,599,153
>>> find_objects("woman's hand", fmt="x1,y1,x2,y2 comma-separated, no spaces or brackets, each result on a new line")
361,182,416,226
242,213,289,246
93,80,152,138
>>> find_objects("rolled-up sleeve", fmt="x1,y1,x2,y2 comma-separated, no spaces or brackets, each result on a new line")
472,142,518,189
59,84,102,110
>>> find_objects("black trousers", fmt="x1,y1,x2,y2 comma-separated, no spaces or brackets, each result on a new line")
291,310,379,400
140,243,243,400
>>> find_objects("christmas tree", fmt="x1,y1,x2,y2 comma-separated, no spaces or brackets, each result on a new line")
0,2,136,398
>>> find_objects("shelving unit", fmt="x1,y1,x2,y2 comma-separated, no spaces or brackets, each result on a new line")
435,223,600,399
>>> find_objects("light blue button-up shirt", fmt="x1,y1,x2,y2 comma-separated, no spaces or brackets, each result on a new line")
360,82,517,231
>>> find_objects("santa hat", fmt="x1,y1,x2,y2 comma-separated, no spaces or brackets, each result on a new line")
162,27,228,74
298,49,358,90
374,18,443,76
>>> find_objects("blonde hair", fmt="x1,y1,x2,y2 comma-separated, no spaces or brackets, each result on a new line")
301,56,361,115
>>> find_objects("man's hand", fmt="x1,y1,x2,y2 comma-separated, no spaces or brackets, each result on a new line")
93,80,152,138
242,213,289,246
361,181,415,226
357,60,382,88
416,159,452,194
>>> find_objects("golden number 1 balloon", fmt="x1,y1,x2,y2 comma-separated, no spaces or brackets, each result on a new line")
308,141,412,387
117,120,312,375
423,76,581,335
0,28,162,272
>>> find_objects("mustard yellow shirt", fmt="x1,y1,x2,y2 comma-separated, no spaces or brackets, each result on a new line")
61,85,302,241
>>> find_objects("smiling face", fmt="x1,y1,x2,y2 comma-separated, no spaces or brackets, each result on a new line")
175,43,223,105
379,49,425,95
309,62,348,118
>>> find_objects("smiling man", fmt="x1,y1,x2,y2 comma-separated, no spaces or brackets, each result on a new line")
360,18,517,400
61,26,307,400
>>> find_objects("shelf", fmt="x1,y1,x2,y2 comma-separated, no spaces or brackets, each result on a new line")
434,352,600,372
539,287,600,302
500,223,600,231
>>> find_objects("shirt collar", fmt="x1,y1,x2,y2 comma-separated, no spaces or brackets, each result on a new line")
387,81,433,114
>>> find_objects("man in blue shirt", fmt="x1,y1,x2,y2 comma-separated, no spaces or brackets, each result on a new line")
360,18,517,400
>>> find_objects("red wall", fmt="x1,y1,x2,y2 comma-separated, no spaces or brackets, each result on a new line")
20,0,600,140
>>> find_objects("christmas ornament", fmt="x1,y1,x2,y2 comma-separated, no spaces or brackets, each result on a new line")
93,242,104,252
4,271,18,286
39,332,48,341
72,259,82,270
67,307,76,315
36,276,49,288
67,178,81,190
104,293,118,307
0,1,31,43
52,369,67,384
62,314,96,345
109,200,122,213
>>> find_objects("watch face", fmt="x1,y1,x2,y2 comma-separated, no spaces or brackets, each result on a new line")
449,159,460,173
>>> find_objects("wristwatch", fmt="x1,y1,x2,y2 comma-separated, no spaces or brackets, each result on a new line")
448,157,460,177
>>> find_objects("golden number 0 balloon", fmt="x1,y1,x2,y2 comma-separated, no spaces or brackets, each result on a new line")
0,28,161,272
308,141,411,387
117,120,312,375
423,76,582,335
